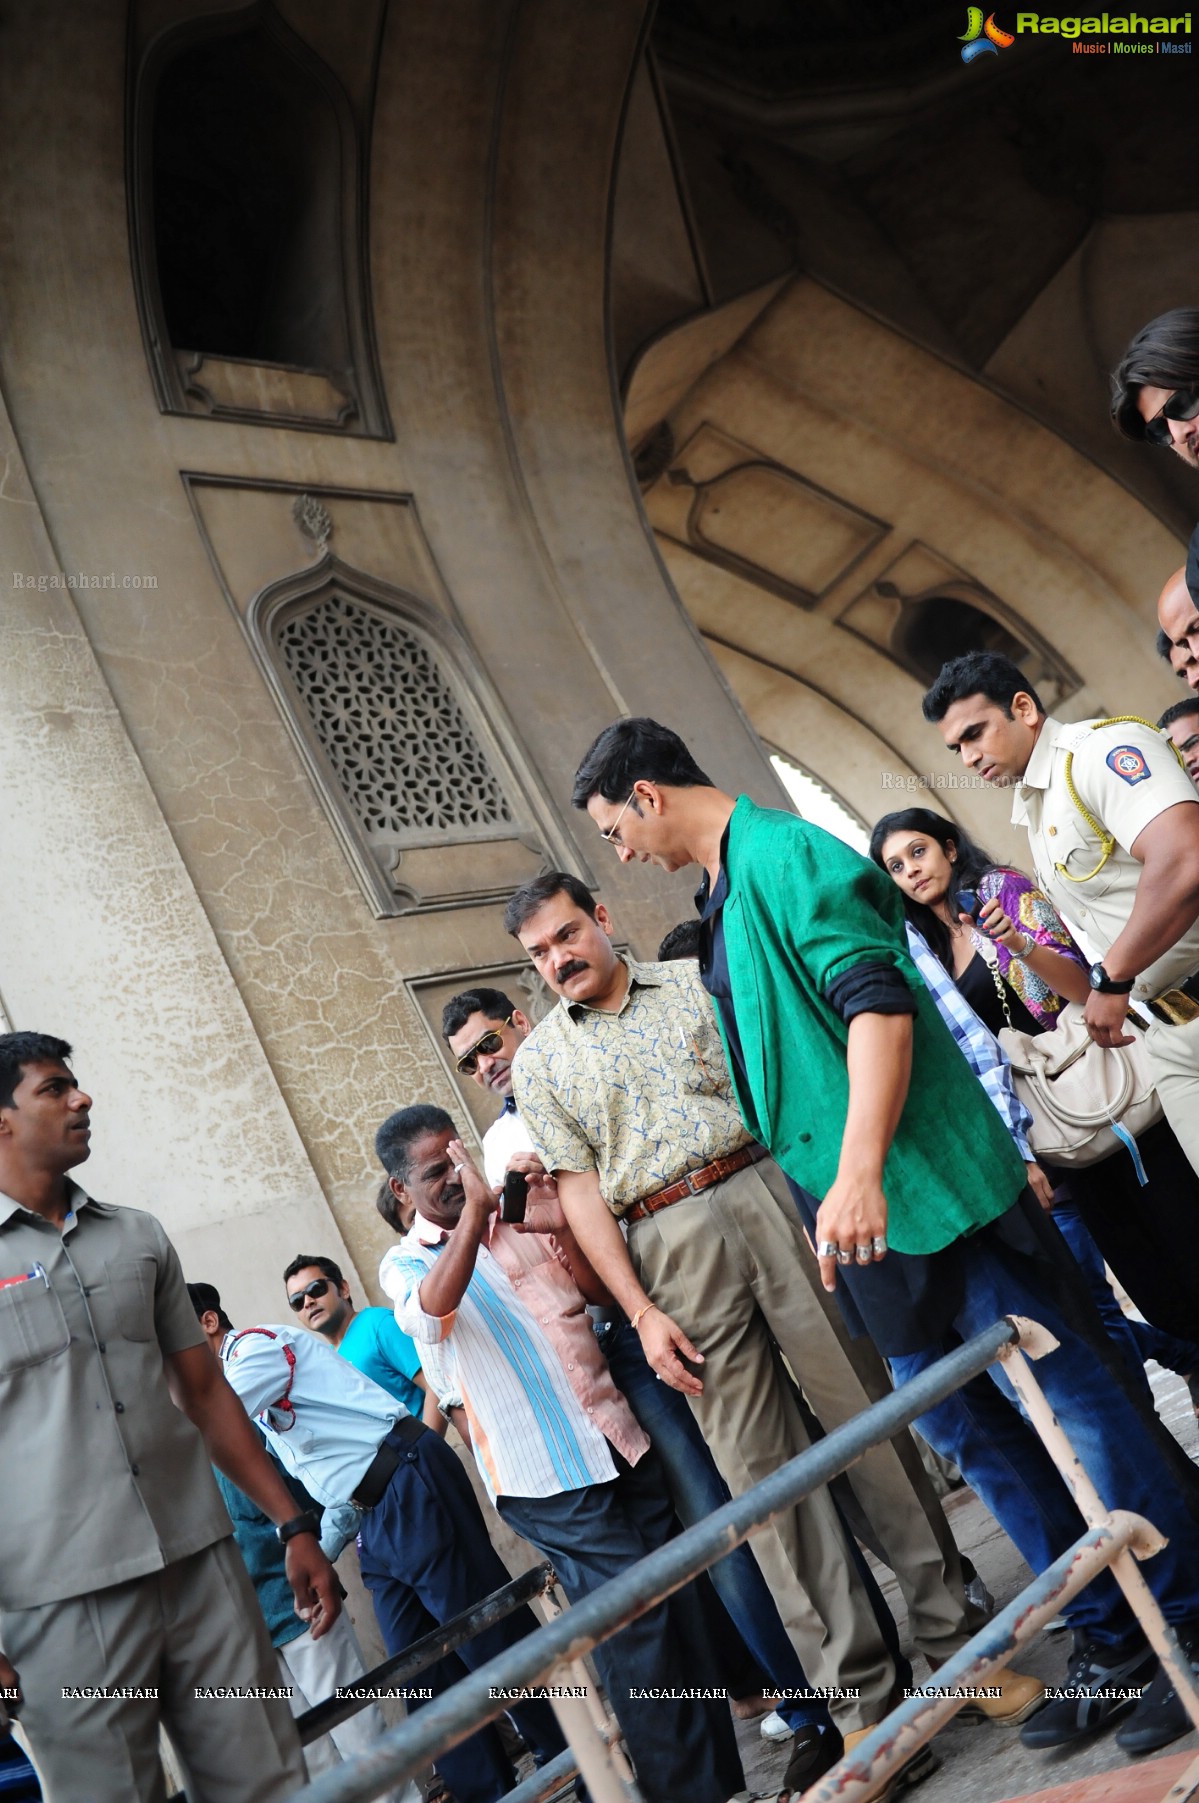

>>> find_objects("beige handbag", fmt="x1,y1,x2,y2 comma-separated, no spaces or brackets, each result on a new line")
998,1002,1163,1168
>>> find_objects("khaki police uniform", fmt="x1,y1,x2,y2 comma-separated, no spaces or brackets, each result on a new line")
1011,715,1199,1176
0,1184,305,1802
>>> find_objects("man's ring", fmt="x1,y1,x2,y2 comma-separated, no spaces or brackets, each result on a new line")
836,1249,853,1266
816,1240,838,1258
855,1243,873,1263
452,1162,466,1173
872,1236,888,1255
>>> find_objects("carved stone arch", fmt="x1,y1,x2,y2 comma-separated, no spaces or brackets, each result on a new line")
127,0,389,435
249,557,559,915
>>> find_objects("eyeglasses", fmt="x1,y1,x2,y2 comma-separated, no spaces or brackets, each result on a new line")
287,1278,330,1311
600,789,638,846
1145,386,1199,447
455,1017,512,1075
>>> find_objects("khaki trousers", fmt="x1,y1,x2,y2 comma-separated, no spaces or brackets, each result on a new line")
2,1537,305,1803
628,1160,979,1729
1146,1010,1199,1178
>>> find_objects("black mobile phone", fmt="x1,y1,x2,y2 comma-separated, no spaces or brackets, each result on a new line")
499,1169,528,1224
955,887,982,922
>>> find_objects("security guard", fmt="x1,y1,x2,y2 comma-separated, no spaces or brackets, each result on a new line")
923,651,1199,1179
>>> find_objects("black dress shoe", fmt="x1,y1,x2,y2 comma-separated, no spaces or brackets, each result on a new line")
781,1724,842,1793
1116,1632,1199,1754
1019,1637,1157,1748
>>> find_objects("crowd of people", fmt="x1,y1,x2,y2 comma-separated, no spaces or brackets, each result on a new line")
3,312,1199,1803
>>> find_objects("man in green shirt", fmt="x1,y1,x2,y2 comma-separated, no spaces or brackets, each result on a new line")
571,717,1199,1762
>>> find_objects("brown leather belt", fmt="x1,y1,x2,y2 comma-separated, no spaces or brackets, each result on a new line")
1147,968,1199,1027
351,1414,426,1509
625,1145,769,1225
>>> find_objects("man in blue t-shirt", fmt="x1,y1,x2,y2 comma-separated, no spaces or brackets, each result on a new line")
283,1254,435,1428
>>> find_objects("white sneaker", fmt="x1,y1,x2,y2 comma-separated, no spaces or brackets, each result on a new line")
759,1710,793,1742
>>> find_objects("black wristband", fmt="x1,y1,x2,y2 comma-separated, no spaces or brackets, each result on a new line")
1089,962,1134,995
276,1511,321,1546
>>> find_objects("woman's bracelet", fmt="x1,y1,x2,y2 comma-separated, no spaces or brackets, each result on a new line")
630,1302,659,1332
1012,933,1033,957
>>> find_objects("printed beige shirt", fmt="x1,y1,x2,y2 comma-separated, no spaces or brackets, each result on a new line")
511,957,751,1215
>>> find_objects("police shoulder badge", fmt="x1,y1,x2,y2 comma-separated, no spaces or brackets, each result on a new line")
1106,745,1150,786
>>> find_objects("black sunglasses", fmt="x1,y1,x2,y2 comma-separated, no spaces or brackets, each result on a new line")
287,1277,331,1311
455,1017,512,1075
1145,386,1199,447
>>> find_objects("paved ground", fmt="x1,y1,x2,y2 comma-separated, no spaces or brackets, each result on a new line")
735,1362,1199,1803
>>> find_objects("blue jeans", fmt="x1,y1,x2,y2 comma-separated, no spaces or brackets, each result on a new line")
1051,1200,1199,1384
498,1448,745,1803
889,1223,1199,1647
600,1319,834,1733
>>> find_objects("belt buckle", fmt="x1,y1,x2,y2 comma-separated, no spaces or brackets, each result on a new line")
684,1170,703,1196
1151,988,1199,1026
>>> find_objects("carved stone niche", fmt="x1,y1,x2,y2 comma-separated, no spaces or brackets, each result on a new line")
249,558,562,915
839,542,1081,709
654,422,888,607
128,0,389,436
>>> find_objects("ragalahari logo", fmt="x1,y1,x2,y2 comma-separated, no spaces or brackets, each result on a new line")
960,7,1016,58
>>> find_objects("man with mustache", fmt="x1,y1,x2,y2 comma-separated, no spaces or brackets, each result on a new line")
502,873,1046,1799
571,715,1199,1760
374,1102,746,1803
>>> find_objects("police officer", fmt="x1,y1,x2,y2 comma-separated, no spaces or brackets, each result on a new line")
922,651,1199,1181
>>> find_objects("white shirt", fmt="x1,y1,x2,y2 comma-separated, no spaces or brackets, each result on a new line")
481,1100,531,1188
221,1321,403,1509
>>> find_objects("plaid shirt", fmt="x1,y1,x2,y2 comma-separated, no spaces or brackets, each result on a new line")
904,925,1033,1162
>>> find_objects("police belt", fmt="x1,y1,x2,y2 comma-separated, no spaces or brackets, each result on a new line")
351,1415,426,1509
1146,968,1199,1027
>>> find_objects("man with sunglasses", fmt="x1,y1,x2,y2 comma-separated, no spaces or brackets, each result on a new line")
282,1253,438,1430
442,990,537,1186
1112,308,1199,463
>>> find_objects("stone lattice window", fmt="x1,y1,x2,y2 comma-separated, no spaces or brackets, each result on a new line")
276,593,514,843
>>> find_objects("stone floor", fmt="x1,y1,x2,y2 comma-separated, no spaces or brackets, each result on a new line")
734,1362,1199,1803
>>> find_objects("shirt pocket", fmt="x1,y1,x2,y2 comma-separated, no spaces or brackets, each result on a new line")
0,1277,70,1374
103,1254,158,1341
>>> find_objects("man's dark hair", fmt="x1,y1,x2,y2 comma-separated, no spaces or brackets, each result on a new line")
0,1032,73,1111
657,920,701,961
187,1280,233,1333
1159,698,1199,731
571,717,714,809
1157,627,1175,663
375,1104,456,1182
921,652,1045,724
503,872,597,939
282,1253,345,1290
441,987,519,1042
1112,308,1199,440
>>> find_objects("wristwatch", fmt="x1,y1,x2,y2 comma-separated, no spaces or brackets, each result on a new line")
1088,962,1134,995
276,1510,321,1546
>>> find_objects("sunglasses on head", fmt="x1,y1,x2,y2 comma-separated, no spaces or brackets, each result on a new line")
455,1017,512,1075
287,1278,331,1311
1145,386,1199,447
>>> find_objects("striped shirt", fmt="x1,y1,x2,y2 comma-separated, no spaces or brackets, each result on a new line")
379,1215,647,1502
904,924,1034,1161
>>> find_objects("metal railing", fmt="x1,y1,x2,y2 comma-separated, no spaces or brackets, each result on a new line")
285,1314,1199,1803
295,1562,556,1746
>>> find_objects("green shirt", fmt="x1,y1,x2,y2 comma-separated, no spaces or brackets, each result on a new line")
716,796,1026,1255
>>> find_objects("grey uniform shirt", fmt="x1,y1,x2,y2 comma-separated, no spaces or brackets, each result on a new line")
1011,715,1199,1002
0,1184,231,1611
